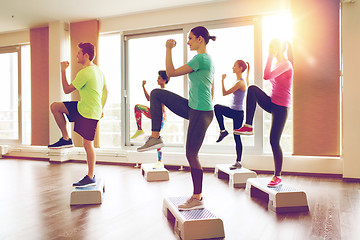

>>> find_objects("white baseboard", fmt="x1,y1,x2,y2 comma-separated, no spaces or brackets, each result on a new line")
4,146,342,175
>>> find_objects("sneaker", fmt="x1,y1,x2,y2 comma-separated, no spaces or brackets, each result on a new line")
229,161,242,170
131,129,145,139
216,130,229,143
267,176,282,188
234,125,253,135
48,137,73,149
153,161,164,169
73,175,96,188
178,196,204,211
137,136,165,152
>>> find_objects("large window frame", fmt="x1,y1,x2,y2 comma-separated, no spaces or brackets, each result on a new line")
122,17,271,154
96,14,294,155
123,29,186,148
0,46,23,145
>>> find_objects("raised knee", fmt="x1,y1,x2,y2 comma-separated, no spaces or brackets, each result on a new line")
50,102,59,113
150,88,162,99
248,85,256,92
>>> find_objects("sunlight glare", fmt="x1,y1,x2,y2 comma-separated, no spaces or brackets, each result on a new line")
262,12,293,42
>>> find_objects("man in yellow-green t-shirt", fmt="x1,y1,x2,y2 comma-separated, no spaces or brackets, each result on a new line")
48,42,108,188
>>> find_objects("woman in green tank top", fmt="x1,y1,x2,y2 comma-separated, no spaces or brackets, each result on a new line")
137,26,216,211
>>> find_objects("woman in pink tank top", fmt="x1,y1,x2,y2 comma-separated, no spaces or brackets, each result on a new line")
234,38,293,188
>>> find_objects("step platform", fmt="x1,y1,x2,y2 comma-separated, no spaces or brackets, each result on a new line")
70,178,105,205
214,164,257,188
48,148,71,163
141,163,169,182
162,197,225,240
246,178,309,213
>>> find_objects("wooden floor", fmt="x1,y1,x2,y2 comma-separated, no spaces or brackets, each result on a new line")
0,158,359,240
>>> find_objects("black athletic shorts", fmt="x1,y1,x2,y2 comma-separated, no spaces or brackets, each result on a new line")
63,101,98,141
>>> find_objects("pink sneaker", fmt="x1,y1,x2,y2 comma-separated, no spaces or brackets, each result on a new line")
267,176,282,187
234,125,253,135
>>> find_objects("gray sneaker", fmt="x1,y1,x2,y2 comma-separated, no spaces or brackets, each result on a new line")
229,161,242,170
178,196,204,211
137,136,165,152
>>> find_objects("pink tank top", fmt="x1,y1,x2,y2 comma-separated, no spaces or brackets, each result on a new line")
263,54,293,107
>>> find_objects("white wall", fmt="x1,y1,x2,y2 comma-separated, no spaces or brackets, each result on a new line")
342,0,360,179
100,0,289,33
48,21,71,144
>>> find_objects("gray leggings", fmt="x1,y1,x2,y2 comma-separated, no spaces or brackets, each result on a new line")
150,89,213,194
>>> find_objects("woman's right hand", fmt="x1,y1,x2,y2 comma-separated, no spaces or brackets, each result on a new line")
60,61,69,71
142,80,146,86
222,74,227,81
166,39,177,49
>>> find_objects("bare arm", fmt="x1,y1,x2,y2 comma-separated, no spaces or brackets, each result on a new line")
211,79,214,100
61,61,76,94
142,80,150,101
221,74,245,96
100,84,108,118
101,84,108,108
245,62,250,87
166,39,193,77
263,54,292,80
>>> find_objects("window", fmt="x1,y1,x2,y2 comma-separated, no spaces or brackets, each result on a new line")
0,45,31,145
98,33,122,147
122,14,294,155
125,31,184,146
198,24,255,152
0,49,19,142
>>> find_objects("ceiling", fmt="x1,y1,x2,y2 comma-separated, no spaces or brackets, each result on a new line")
0,0,221,34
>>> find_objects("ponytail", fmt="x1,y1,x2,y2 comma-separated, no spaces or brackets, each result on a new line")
191,26,216,44
209,36,216,42
286,41,294,65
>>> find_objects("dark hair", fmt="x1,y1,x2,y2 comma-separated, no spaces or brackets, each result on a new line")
236,60,248,72
78,42,95,61
158,70,169,84
190,26,216,44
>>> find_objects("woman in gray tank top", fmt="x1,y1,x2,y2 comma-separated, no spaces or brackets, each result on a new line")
214,60,249,169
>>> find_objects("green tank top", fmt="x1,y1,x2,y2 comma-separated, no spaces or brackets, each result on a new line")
187,53,214,111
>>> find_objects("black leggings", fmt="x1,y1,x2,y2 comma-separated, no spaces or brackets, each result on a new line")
214,104,243,162
245,85,288,176
150,89,213,194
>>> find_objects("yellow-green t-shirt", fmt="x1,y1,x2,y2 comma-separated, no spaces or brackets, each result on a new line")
71,65,106,120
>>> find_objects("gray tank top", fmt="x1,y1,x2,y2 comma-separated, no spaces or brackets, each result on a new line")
230,78,246,111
